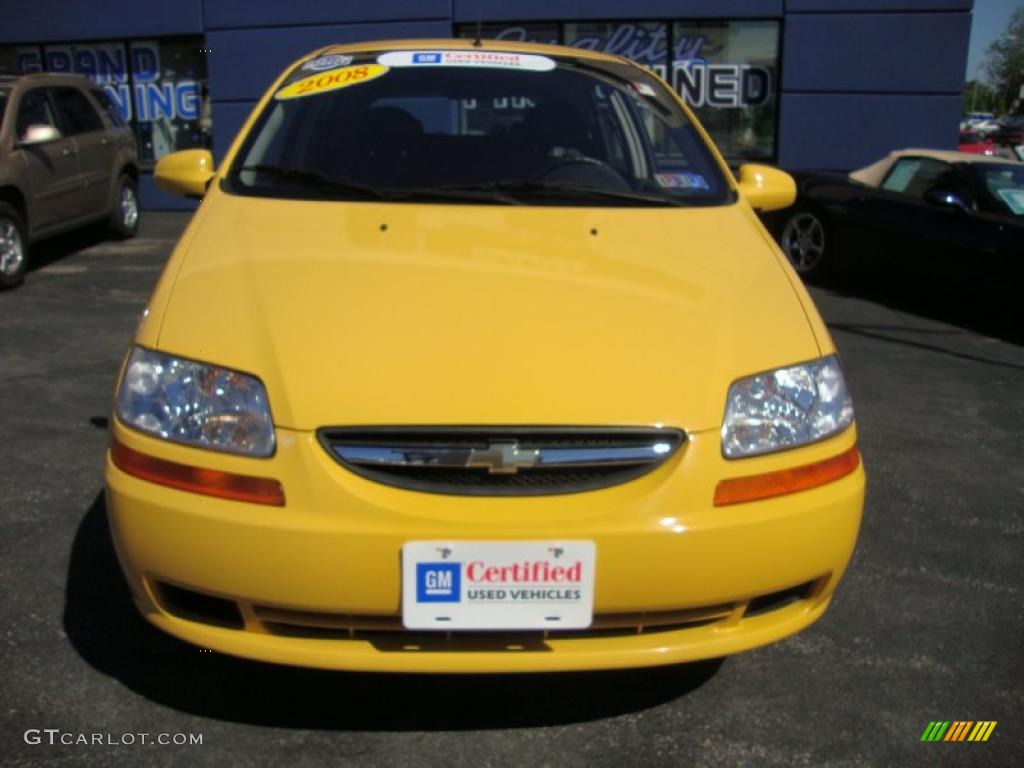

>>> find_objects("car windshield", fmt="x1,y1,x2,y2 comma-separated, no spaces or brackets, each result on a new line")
969,163,1024,217
225,50,732,207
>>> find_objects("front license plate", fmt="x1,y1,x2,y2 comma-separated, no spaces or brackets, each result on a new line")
402,540,596,630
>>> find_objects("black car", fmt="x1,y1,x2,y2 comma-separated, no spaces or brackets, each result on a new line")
995,114,1024,147
763,150,1024,296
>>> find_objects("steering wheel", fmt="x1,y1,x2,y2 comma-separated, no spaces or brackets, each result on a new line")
531,153,632,191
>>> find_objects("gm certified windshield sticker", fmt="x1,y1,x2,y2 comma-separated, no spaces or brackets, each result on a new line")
377,50,556,72
301,54,353,72
275,64,388,100
655,172,709,190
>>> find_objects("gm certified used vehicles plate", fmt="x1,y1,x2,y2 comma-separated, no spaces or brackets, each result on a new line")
105,39,865,673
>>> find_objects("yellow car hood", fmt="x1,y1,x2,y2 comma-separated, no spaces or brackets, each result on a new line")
153,192,820,432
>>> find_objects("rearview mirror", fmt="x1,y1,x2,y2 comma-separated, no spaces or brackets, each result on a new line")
736,164,796,212
154,149,215,199
924,188,971,213
19,124,62,146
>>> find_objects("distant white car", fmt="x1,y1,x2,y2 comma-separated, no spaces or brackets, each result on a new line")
973,119,1002,136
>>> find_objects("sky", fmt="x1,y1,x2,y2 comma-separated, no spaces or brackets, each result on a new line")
966,0,1023,81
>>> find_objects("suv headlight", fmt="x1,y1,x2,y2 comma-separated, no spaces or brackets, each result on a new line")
115,347,275,457
721,355,854,458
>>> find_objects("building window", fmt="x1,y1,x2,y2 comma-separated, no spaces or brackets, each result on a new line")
671,21,779,161
2,37,211,167
564,22,669,77
457,20,781,163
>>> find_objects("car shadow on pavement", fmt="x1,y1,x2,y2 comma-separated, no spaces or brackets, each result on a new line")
64,491,722,730
27,222,113,273
827,322,1024,371
811,272,1023,347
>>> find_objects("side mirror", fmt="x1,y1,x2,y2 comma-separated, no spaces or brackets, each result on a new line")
924,188,971,213
154,149,215,199
736,163,796,212
19,124,62,146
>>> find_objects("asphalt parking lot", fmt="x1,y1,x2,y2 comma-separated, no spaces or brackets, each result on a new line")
1,212,1021,767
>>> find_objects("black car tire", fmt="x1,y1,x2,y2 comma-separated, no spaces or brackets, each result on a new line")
778,205,831,281
109,174,140,240
0,202,28,290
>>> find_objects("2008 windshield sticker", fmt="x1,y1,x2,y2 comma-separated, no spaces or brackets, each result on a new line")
275,64,388,100
377,50,556,71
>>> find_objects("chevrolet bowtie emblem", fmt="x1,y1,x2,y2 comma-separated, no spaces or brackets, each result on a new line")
465,442,540,474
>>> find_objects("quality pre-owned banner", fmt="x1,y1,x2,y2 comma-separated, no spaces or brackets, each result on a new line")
459,20,780,160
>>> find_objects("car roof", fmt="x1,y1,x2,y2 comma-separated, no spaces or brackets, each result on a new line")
0,72,96,89
315,37,628,65
849,148,1020,186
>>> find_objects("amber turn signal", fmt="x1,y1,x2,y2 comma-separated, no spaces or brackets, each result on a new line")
713,445,860,506
111,439,285,506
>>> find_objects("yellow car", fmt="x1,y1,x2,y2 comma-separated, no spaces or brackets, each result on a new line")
105,39,865,673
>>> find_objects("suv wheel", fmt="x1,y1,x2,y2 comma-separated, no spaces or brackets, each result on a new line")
110,174,140,239
0,202,27,290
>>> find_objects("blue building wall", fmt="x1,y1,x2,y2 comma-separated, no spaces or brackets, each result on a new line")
3,0,973,209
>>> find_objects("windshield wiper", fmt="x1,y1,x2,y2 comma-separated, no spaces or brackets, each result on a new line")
518,181,689,206
233,167,690,207
234,166,522,204
233,164,387,199
413,180,689,207
387,185,522,205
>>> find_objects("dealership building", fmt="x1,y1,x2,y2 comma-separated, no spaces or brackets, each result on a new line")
2,0,973,209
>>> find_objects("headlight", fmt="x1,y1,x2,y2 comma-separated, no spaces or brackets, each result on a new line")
721,355,854,458
115,347,275,457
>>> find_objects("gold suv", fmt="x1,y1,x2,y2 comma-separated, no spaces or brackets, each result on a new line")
0,73,139,289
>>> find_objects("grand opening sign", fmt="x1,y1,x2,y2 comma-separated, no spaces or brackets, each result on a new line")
14,42,201,123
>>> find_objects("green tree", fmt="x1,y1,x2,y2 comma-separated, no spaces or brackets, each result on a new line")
983,7,1024,115
962,79,997,114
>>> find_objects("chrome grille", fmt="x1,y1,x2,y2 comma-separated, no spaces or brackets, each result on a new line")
318,427,686,495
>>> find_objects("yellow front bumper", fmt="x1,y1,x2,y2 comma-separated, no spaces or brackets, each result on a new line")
104,420,865,673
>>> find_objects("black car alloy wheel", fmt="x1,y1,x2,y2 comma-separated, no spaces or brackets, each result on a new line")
780,207,828,277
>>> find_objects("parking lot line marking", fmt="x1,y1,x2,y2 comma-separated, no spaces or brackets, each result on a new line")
38,265,88,275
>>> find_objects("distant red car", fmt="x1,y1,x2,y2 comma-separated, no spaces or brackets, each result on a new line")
958,131,999,156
